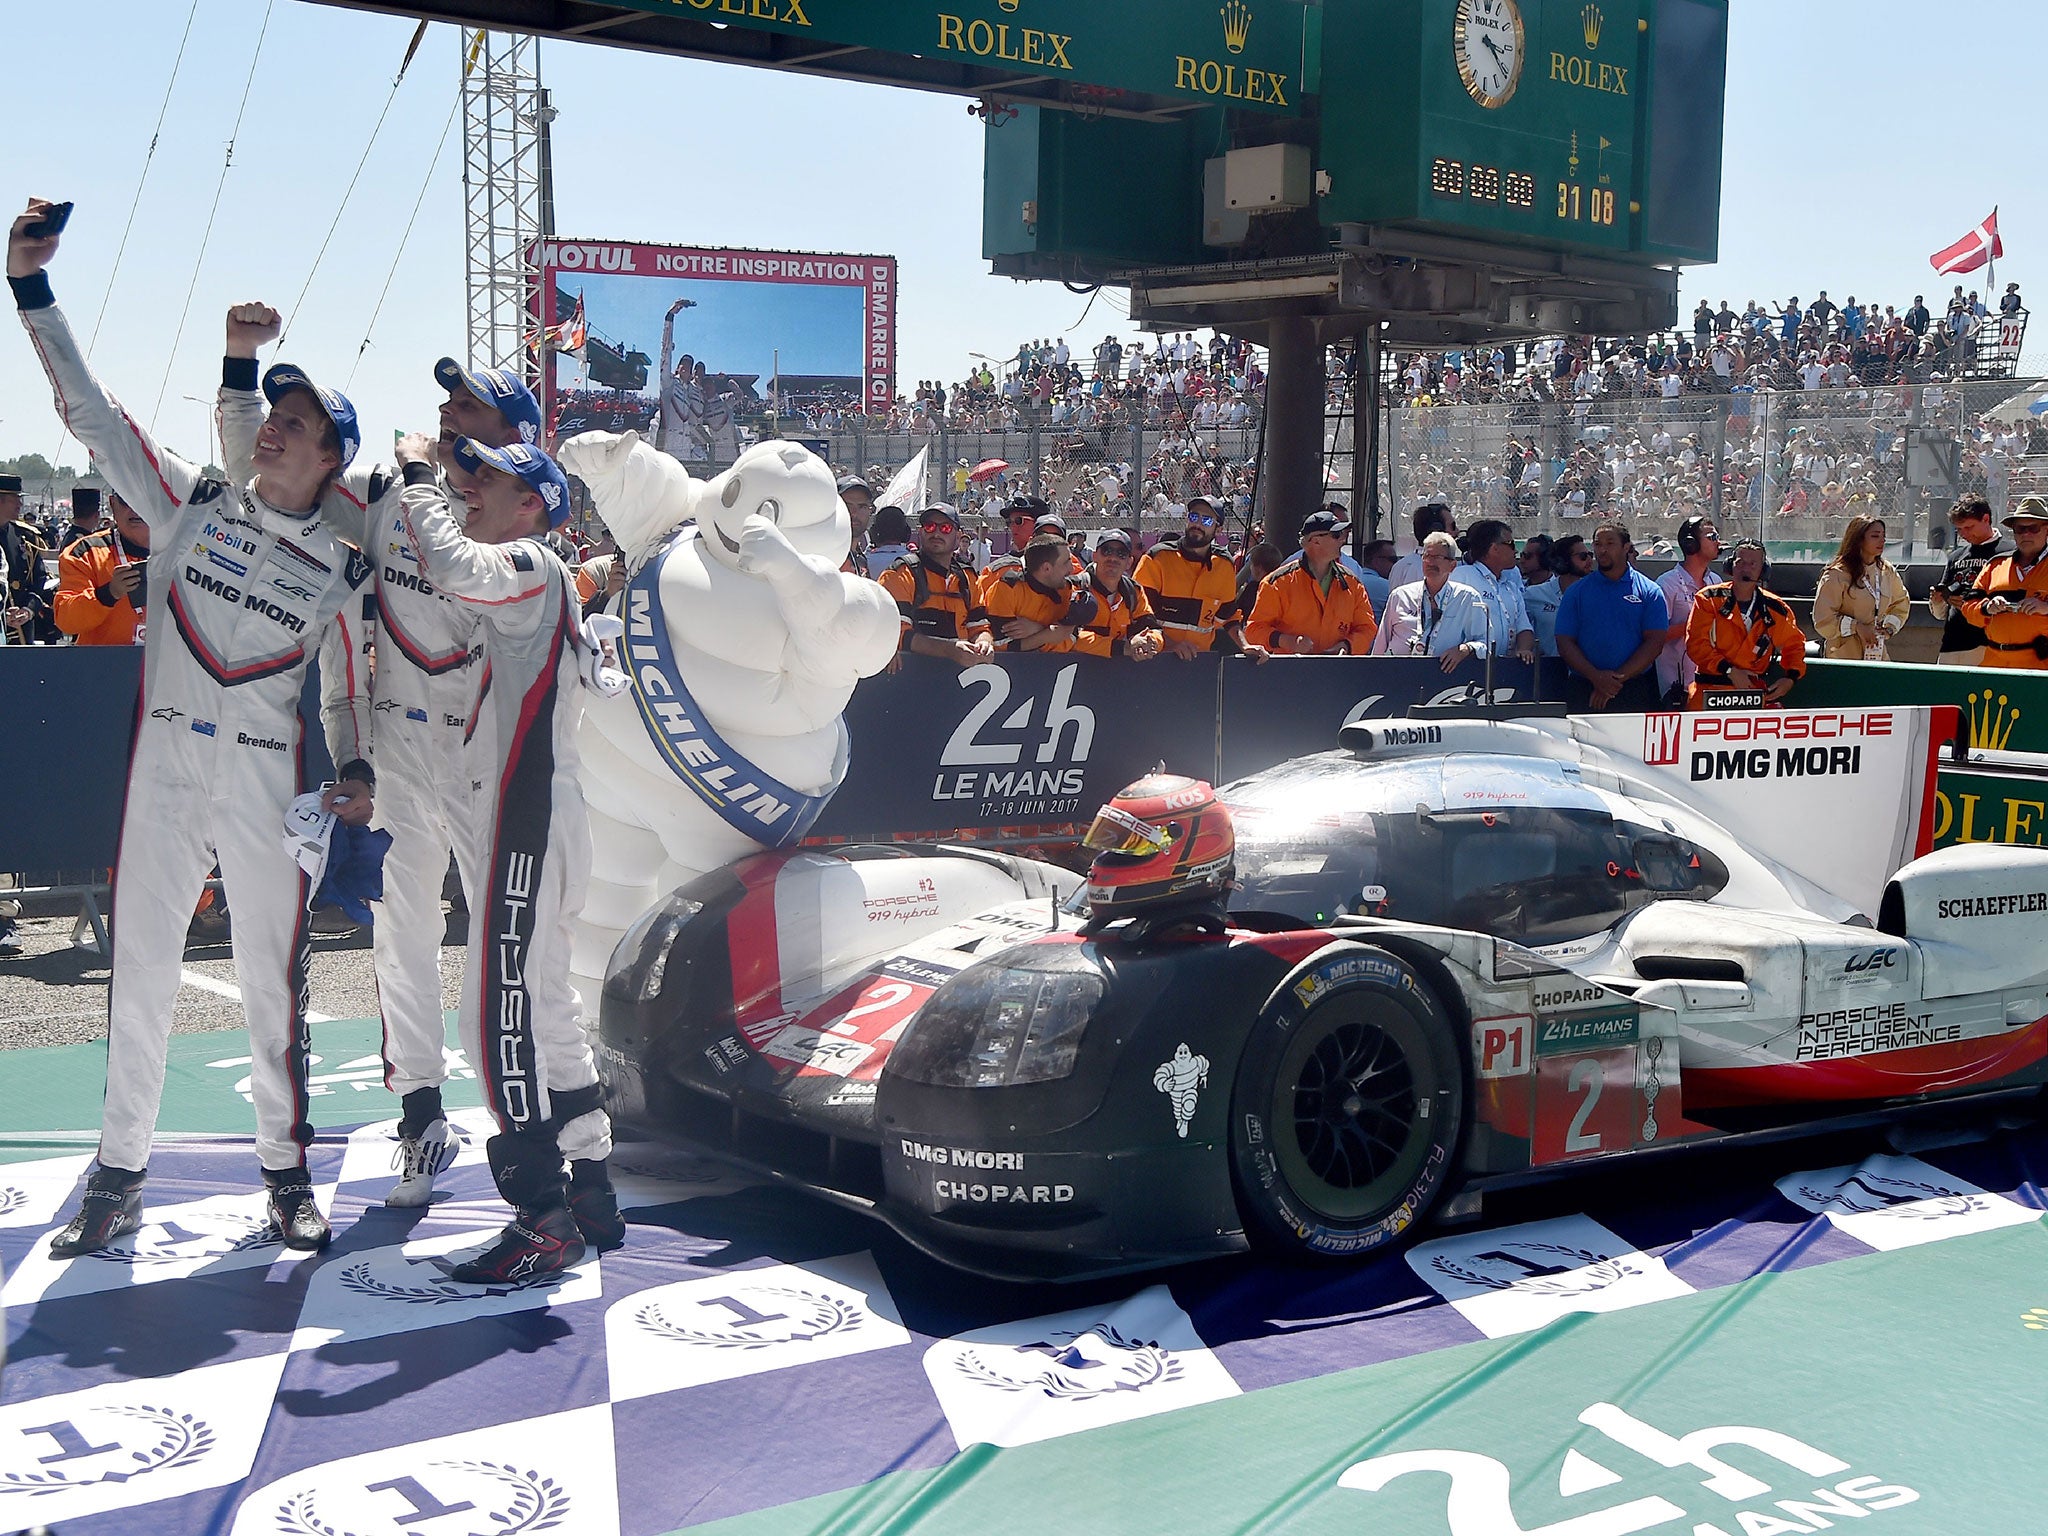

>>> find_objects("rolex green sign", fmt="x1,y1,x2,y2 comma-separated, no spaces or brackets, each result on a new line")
1796,660,2046,755
597,0,1315,113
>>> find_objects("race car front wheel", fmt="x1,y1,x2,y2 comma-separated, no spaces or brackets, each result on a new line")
1230,945,1465,1260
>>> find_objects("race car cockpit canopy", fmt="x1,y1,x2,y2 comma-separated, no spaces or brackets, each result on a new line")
1224,752,1728,943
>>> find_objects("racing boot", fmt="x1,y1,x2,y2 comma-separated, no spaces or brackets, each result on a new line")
48,1164,146,1258
387,1087,455,1209
262,1166,332,1252
568,1158,626,1253
448,1131,584,1285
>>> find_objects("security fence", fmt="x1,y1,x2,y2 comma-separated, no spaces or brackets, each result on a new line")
1330,375,2044,562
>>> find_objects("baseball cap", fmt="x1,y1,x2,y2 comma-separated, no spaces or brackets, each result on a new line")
1093,528,1133,553
918,504,961,531
434,357,543,446
453,438,572,528
2006,496,2048,526
1034,511,1068,535
1300,508,1350,538
262,364,360,471
0,473,21,495
835,473,871,496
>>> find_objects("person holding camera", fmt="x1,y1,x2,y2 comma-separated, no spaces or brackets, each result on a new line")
11,198,374,1256
1683,540,1805,709
1954,498,2048,671
52,485,150,645
1927,493,2006,667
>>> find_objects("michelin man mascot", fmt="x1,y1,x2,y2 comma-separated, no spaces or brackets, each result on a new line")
555,432,900,1010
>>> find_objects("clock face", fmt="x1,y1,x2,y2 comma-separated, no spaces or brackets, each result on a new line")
1455,0,1525,109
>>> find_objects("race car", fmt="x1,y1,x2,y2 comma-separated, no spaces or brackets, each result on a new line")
598,704,2048,1279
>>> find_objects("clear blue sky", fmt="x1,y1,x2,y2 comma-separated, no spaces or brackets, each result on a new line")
2,0,2037,473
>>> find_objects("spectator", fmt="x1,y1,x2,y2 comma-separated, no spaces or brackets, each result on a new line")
983,531,1096,653
1928,493,2006,667
52,488,148,645
1235,539,1283,618
1075,530,1161,660
0,471,52,644
864,505,914,578
836,474,875,572
1371,531,1490,668
1554,521,1668,711
1813,515,1909,661
1684,539,1805,708
1359,538,1396,619
877,505,993,669
1654,515,1722,704
58,485,105,549
1524,534,1590,657
1388,502,1455,590
1448,519,1536,661
1135,497,1265,660
1958,497,2048,671
1247,508,1377,655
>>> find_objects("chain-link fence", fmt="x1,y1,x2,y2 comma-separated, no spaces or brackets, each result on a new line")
1331,375,2045,563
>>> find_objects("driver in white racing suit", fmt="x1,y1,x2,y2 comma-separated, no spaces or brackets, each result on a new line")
391,429,616,1282
11,200,374,1256
217,356,554,1214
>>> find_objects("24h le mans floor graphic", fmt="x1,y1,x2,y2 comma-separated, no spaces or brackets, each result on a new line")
1,1026,2047,1534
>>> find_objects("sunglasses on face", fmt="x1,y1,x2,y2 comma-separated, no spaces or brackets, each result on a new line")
1186,512,1217,527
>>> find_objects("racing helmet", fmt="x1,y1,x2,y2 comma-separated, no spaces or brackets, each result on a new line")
1082,773,1235,917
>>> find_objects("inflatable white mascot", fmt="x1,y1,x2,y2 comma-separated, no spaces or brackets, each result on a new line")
554,432,901,1011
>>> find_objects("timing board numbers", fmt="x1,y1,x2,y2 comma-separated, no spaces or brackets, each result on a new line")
1430,160,1574,220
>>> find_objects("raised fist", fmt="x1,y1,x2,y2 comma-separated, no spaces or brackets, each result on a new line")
225,302,282,357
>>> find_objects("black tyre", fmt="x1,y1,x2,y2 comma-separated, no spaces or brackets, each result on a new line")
1230,945,1465,1260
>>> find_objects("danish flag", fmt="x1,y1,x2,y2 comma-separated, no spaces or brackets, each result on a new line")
1929,210,2003,276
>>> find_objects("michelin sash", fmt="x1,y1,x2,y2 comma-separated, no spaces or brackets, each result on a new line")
622,529,848,847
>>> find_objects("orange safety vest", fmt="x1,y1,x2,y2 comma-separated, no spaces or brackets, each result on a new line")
1246,561,1378,654
878,556,990,645
1075,571,1158,658
1135,546,1242,650
1970,553,2048,670
983,567,1096,652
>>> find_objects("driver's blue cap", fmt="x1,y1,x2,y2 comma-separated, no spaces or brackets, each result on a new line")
434,357,542,446
453,438,571,528
261,364,359,471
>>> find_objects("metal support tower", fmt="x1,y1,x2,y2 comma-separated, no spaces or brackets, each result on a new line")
460,29,555,383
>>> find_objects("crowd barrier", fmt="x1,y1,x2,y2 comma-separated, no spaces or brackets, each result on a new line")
2,651,2042,878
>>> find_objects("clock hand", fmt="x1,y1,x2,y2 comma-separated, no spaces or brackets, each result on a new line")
1484,33,1507,67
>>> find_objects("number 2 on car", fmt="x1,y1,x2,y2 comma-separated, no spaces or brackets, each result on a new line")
1531,1047,1641,1165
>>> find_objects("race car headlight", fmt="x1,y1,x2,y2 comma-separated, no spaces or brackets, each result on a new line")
889,951,1105,1088
610,891,703,1003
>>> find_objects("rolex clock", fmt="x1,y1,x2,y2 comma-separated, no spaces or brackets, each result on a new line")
1454,0,1524,108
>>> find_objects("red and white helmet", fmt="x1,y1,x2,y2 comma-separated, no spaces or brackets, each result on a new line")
1082,773,1235,917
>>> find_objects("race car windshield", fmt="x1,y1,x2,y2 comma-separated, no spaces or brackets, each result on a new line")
1230,806,1712,943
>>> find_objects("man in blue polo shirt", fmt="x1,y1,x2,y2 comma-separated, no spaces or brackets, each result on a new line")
1554,521,1667,712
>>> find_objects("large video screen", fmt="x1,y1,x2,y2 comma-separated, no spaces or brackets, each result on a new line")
533,239,897,463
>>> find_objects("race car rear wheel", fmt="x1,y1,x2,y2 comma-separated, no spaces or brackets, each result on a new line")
1230,946,1465,1260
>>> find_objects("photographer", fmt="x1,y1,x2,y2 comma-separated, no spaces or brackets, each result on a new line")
1956,498,2048,672
1927,493,2005,667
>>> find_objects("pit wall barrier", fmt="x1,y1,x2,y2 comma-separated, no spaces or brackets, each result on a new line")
3,650,2042,876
